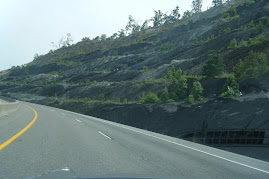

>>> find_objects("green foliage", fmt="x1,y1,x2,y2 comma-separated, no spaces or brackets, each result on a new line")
233,51,268,79
56,59,68,64
223,27,231,34
248,21,255,28
115,98,121,103
190,81,203,101
166,66,188,100
222,13,229,19
48,71,55,75
101,34,107,41
152,10,164,27
222,5,239,20
188,95,195,104
23,69,29,76
183,10,192,18
156,38,161,43
230,5,238,18
160,88,170,103
238,39,247,47
228,38,238,48
123,98,128,104
212,0,223,7
169,74,188,100
159,44,174,52
98,94,105,101
102,68,111,73
220,75,240,97
193,37,199,44
202,53,225,77
192,0,202,13
247,38,253,46
256,22,264,34
143,66,149,73
206,35,215,42
139,92,160,103
166,65,183,81
261,16,269,26
180,41,185,45
81,37,90,41
239,35,268,47
114,51,119,56
245,0,255,4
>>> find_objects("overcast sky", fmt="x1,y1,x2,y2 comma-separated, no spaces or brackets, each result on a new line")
0,0,213,71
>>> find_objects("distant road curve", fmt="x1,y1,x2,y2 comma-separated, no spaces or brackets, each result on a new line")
0,101,269,178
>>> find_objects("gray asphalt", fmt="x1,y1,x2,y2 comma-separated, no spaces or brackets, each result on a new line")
0,101,269,178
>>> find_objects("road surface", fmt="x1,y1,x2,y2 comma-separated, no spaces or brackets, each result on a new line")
0,101,269,178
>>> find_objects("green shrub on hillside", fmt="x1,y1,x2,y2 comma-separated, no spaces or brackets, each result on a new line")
233,51,268,79
193,37,199,44
166,65,183,81
230,5,238,18
206,35,215,42
202,53,225,77
222,5,239,20
261,16,269,26
114,51,119,56
222,13,229,19
115,98,121,103
228,38,238,48
23,69,29,76
238,39,247,47
139,92,160,103
190,81,203,101
248,21,255,28
160,88,170,103
159,44,174,52
98,94,105,101
220,75,240,97
143,66,149,73
123,98,128,104
169,74,188,100
256,22,265,34
187,95,195,104
223,27,231,34
165,65,188,101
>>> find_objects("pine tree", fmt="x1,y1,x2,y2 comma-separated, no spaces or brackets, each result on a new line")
212,0,223,7
192,0,203,13
202,53,225,77
160,88,170,103
190,81,203,101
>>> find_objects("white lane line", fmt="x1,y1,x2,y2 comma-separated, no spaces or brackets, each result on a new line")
75,119,81,123
90,117,269,174
44,106,269,174
98,131,111,140
111,125,269,174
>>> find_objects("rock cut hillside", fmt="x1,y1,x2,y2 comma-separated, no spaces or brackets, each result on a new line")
1,0,269,148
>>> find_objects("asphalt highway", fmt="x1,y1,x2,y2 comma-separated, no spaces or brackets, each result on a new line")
0,101,269,178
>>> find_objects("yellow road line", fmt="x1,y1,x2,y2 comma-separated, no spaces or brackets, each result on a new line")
0,104,37,151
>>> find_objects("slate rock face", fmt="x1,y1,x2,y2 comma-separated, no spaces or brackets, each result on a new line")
1,0,269,137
